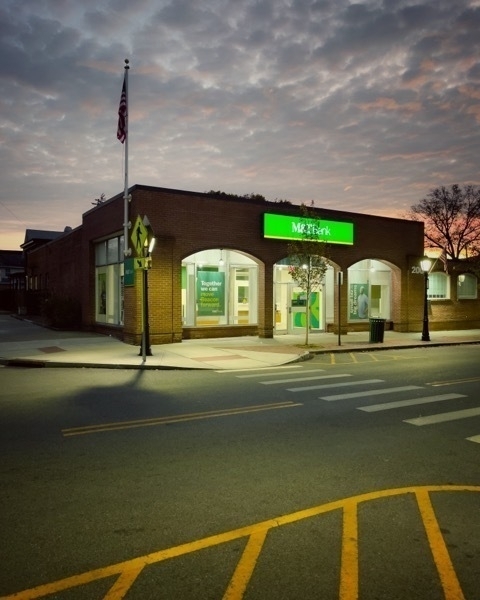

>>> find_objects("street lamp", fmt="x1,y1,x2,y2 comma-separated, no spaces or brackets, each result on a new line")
140,234,156,360
420,257,431,342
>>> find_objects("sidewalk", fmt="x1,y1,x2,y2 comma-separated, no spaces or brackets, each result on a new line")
1,314,479,370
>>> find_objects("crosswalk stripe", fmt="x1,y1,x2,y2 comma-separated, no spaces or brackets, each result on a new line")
260,373,347,385
218,365,304,374
320,385,422,401
237,368,324,379
288,379,384,392
358,393,467,413
232,369,318,379
404,407,480,426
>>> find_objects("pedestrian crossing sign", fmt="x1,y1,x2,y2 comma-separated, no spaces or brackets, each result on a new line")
130,215,148,257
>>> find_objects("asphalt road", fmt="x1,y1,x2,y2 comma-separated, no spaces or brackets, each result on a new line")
1,345,480,599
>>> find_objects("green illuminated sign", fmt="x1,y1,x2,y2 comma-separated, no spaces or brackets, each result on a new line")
263,213,354,245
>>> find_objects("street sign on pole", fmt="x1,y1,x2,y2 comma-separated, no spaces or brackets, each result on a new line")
134,257,147,270
130,215,148,257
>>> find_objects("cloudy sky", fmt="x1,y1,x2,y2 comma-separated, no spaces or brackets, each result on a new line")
1,0,480,250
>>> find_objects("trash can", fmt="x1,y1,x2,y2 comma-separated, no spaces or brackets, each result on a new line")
369,318,386,343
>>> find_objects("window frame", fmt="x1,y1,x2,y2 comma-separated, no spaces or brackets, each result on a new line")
427,272,450,300
457,273,477,300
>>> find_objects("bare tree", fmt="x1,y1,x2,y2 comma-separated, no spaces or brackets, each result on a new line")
287,203,329,346
92,193,106,207
409,184,480,259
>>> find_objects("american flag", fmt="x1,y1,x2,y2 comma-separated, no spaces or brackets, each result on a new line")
440,249,448,274
117,76,127,143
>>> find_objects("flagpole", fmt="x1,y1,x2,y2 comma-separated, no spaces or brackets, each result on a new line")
123,58,131,256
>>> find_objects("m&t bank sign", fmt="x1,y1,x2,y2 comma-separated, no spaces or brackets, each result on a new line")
263,213,354,245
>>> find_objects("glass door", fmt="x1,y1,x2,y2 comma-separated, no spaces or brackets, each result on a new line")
290,285,308,333
274,266,324,334
289,285,323,333
274,281,289,332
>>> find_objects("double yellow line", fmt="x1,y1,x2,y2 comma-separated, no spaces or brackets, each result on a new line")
61,401,302,437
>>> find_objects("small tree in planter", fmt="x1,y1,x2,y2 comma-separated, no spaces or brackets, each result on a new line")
287,204,329,346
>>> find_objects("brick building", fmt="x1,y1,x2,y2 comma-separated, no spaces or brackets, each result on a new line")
21,185,480,344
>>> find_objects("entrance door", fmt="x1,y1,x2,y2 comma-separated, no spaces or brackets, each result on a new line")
274,276,324,334
233,277,249,324
289,285,324,333
290,285,308,332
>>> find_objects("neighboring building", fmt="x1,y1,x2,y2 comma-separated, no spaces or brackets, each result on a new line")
18,228,71,316
0,249,24,311
0,250,24,287
21,229,67,253
19,185,480,343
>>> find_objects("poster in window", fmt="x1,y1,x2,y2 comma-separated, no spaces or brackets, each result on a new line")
98,273,106,315
350,283,369,319
292,292,320,328
197,271,225,316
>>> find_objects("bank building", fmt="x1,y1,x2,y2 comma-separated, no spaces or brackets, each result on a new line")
18,185,480,346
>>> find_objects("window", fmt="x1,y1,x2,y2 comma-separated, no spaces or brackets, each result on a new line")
107,238,119,263
347,259,392,320
182,249,258,327
95,235,124,325
95,242,107,266
457,273,477,299
427,272,449,299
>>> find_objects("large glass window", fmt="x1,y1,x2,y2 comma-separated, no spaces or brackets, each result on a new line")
107,238,119,263
457,273,477,299
348,259,392,321
95,235,124,325
182,249,258,327
428,273,449,299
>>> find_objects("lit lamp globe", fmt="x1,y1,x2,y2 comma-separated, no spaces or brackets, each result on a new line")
420,257,432,273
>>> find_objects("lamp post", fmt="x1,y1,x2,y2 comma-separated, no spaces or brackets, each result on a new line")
140,235,155,360
337,270,343,346
420,257,431,342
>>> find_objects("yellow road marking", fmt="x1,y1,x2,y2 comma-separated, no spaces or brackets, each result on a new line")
415,489,466,600
2,485,479,600
223,529,268,600
323,353,422,366
339,500,359,600
103,566,143,600
61,401,302,437
429,376,480,387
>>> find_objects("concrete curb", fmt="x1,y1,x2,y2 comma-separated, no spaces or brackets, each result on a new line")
1,339,478,370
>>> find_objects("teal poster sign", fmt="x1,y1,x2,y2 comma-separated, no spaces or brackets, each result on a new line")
197,271,225,316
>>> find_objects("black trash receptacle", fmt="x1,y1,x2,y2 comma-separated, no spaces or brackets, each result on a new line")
369,318,386,343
